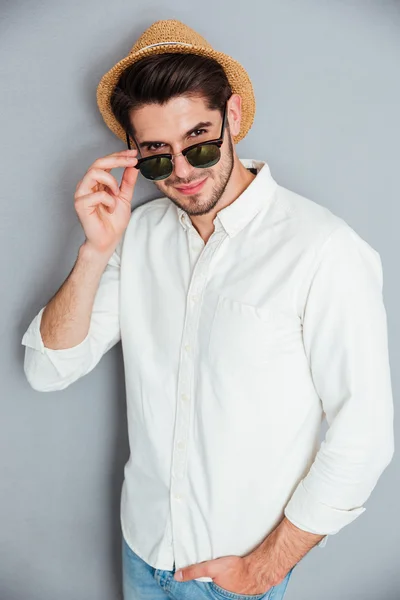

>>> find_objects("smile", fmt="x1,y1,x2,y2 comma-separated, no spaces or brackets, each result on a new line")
175,178,208,195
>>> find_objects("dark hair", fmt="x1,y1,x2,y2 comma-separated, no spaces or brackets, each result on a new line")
110,53,232,139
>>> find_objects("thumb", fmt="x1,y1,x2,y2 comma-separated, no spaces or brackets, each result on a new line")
175,557,228,582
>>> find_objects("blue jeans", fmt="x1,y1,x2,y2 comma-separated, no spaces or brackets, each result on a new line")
122,536,294,600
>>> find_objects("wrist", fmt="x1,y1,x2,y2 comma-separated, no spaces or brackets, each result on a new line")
243,546,282,588
243,517,317,586
79,241,114,265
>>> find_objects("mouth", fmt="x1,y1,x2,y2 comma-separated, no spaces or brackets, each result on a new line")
175,177,208,195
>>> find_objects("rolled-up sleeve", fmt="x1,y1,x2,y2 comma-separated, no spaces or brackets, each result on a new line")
284,224,395,539
21,241,122,392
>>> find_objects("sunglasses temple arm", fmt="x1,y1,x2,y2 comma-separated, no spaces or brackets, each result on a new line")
219,101,228,139
124,133,141,170
126,130,143,158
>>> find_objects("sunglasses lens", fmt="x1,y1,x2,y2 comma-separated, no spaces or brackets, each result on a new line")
140,156,173,180
186,144,221,168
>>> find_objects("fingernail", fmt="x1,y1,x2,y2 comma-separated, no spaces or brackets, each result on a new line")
175,570,183,581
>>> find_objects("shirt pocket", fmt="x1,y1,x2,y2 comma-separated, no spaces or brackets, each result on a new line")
207,294,301,369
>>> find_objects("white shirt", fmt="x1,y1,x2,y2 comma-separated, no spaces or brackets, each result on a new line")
21,159,394,582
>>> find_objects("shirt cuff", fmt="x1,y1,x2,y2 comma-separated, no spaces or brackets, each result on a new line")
317,535,328,548
21,307,47,353
284,479,366,536
21,306,91,378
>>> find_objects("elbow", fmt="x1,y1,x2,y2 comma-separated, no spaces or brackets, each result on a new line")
22,348,73,392
22,342,98,392
23,367,69,392
24,370,45,392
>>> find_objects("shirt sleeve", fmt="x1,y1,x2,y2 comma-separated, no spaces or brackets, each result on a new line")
21,240,123,392
284,224,395,539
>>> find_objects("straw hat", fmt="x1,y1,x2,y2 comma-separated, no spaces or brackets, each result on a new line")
96,19,255,146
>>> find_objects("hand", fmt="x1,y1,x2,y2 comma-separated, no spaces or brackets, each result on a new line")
174,554,274,596
74,149,139,256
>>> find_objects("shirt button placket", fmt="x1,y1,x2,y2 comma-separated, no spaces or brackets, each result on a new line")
170,227,226,567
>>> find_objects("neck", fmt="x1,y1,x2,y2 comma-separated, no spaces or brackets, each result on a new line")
191,155,256,243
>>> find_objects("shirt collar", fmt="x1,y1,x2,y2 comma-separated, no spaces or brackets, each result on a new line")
175,159,278,237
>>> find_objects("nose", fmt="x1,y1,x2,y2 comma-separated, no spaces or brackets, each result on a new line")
172,153,192,179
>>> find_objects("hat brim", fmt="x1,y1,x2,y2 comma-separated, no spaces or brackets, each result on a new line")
96,43,255,146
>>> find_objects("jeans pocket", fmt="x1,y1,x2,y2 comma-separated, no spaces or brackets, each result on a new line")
208,580,274,600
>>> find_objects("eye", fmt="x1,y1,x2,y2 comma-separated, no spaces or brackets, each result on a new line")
190,129,207,138
146,142,165,152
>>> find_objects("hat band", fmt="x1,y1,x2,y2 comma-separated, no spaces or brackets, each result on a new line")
138,41,194,52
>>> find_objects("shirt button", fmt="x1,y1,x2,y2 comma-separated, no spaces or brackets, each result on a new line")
181,393,189,402
177,440,185,450
191,294,199,302
184,344,191,353
174,493,182,501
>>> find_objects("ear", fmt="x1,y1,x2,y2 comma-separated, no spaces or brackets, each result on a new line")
226,94,242,138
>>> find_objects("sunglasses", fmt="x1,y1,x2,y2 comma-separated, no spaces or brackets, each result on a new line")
125,102,228,181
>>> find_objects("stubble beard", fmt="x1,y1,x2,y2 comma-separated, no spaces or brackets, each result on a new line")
156,133,235,217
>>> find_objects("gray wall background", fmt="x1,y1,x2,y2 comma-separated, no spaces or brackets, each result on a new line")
1,1,399,598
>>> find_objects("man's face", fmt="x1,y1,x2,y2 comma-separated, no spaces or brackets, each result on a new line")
130,95,235,216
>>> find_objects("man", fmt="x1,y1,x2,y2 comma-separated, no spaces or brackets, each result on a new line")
21,19,394,600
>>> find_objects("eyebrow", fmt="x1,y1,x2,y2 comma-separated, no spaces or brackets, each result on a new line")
138,121,214,149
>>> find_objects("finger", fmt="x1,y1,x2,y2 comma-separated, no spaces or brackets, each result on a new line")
75,189,115,213
119,162,139,202
177,557,236,582
176,560,213,582
91,151,138,174
77,168,120,198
